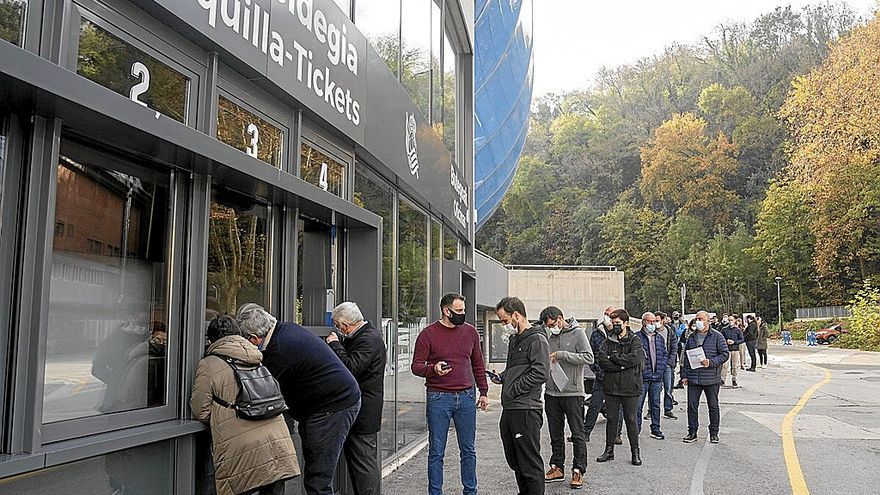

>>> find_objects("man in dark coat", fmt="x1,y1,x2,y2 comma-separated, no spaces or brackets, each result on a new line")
326,302,387,495
744,315,759,371
682,311,730,444
237,304,361,495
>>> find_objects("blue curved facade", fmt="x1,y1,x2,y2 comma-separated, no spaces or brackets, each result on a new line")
474,0,534,230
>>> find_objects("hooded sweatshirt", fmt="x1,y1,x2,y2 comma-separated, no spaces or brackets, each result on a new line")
501,324,550,410
545,317,594,397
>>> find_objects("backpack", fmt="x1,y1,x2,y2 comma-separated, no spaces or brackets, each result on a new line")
211,354,288,421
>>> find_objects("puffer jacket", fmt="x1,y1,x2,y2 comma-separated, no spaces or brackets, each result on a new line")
545,318,594,397
721,324,745,351
682,330,730,386
501,325,550,410
638,328,668,381
595,330,644,397
191,336,300,495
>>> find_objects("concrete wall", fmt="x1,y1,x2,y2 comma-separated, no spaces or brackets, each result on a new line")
507,269,625,321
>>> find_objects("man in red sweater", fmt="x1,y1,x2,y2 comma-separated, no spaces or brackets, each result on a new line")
411,293,490,495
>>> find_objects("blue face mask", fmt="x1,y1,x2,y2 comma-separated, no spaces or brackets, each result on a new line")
645,323,657,333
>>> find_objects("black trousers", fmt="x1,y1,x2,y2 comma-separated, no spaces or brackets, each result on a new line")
604,394,639,450
757,348,767,365
687,383,721,435
239,480,285,495
344,431,380,495
746,341,757,369
500,409,545,495
545,395,587,472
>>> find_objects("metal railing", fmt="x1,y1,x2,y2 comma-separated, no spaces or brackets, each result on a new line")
505,264,617,271
795,306,851,320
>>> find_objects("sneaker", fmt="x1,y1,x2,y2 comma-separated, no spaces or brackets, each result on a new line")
644,412,651,420
545,465,564,483
570,470,583,490
683,432,698,443
650,431,665,440
664,411,678,420
614,435,623,445
732,378,738,387
673,399,679,405
710,434,720,444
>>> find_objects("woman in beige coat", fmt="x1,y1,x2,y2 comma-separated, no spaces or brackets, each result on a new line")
191,316,300,495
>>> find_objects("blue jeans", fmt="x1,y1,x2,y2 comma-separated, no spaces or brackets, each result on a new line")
637,380,662,434
298,400,361,495
426,389,477,495
662,366,675,413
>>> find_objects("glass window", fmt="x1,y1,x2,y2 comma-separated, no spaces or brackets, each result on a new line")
355,0,400,76
77,19,189,123
430,1,442,124
300,142,346,198
217,95,284,169
0,0,27,47
353,164,396,460
442,26,457,152
401,0,431,118
430,219,442,319
443,225,458,261
43,144,171,424
396,199,427,450
206,189,268,318
487,320,509,363
1,439,173,493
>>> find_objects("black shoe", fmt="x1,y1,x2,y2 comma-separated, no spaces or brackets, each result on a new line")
566,436,573,443
710,434,720,443
732,379,738,387
614,435,623,445
584,433,590,443
664,411,678,420
596,446,614,463
747,368,756,372
650,431,665,440
631,448,642,466
673,383,684,389
673,399,679,405
644,412,651,420
683,432,698,443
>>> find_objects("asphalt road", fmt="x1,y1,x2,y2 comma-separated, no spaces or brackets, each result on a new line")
381,343,880,495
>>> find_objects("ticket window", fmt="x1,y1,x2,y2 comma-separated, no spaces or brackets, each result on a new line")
296,218,342,329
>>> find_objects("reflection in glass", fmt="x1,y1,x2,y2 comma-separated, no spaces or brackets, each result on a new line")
355,0,400,76
0,0,27,47
43,145,170,423
300,142,345,198
77,19,189,123
444,225,458,261
217,95,284,168
430,1,442,124
442,31,457,152
431,220,442,320
488,321,510,363
401,0,431,118
397,200,428,449
206,191,268,318
354,165,396,459
1,439,173,494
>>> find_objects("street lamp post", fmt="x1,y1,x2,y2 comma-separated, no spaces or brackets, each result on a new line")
775,276,783,335
680,283,686,317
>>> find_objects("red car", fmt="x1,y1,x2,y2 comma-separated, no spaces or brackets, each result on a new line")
816,323,847,344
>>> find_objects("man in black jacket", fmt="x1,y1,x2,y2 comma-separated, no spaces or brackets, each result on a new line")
744,315,759,371
496,296,550,495
326,302,387,495
720,316,744,387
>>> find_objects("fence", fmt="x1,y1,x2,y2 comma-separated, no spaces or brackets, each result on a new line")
795,306,851,320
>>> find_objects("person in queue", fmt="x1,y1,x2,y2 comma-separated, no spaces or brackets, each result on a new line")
637,312,667,440
584,306,624,445
594,309,644,466
682,310,730,444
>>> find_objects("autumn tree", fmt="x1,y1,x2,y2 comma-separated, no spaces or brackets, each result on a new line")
639,113,739,227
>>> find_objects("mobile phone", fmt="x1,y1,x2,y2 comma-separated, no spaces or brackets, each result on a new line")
440,362,453,371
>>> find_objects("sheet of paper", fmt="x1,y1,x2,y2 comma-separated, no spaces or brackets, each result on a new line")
550,361,569,391
687,347,707,369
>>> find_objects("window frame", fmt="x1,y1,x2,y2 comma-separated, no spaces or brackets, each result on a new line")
299,123,354,201
38,137,186,444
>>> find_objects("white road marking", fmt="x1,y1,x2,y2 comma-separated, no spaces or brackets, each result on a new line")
689,407,732,495
739,411,880,440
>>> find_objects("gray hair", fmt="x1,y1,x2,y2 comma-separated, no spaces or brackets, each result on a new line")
236,305,277,338
332,302,364,326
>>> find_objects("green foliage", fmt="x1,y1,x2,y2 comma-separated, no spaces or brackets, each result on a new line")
476,3,872,318
769,319,845,340
838,284,880,351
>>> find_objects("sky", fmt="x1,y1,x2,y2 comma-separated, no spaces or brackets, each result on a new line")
531,0,879,97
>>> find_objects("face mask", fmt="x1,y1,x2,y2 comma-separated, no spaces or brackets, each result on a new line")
447,310,466,326
722,318,729,325
503,323,516,334
549,326,562,336
611,323,623,336
695,320,706,331
602,315,612,328
645,323,656,333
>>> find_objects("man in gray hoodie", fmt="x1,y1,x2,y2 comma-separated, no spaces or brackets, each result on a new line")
540,306,594,490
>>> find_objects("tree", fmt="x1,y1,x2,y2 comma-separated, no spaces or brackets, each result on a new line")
639,113,739,226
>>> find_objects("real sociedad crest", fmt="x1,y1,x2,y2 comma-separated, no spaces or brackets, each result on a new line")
405,112,420,178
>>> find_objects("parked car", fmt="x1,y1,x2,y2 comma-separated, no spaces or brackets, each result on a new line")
816,324,847,344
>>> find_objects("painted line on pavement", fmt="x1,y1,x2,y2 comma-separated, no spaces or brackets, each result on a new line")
782,366,832,495
689,407,732,495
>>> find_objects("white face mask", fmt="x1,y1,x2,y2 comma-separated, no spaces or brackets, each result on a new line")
503,323,516,334
549,326,562,336
602,315,612,328
695,320,706,331
645,323,657,333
